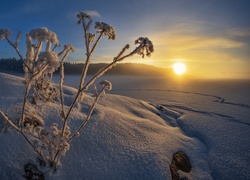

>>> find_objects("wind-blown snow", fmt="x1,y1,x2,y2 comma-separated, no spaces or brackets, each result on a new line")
0,72,250,179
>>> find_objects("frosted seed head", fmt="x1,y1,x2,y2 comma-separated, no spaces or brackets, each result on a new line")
94,22,116,40
0,29,12,40
48,31,60,46
64,44,76,53
28,27,59,45
77,12,92,21
100,80,112,91
134,37,154,58
125,44,130,49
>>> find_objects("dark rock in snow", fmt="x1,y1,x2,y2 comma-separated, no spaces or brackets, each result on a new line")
173,151,192,173
170,151,192,180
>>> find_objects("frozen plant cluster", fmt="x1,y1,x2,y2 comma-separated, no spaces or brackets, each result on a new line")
24,27,63,103
0,11,154,174
30,123,71,167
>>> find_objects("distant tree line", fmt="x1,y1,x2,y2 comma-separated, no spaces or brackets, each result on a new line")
0,58,24,73
0,58,170,76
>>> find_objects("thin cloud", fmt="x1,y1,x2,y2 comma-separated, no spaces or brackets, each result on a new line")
170,36,245,50
151,31,245,50
227,28,250,37
84,10,101,18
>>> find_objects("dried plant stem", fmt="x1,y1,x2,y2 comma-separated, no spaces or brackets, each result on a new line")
53,87,105,167
19,64,49,126
61,29,103,137
77,18,91,92
0,111,21,132
61,44,137,137
34,42,42,61
81,48,137,91
5,36,32,73
21,131,47,163
59,50,70,119
52,44,58,51
68,86,106,142
89,31,104,55
61,89,81,137
78,31,103,90
0,111,47,163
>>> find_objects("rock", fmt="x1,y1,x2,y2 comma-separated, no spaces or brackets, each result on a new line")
173,151,192,173
169,164,181,180
170,151,192,180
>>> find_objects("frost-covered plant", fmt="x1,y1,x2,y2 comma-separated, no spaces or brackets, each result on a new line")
0,11,154,173
24,27,61,103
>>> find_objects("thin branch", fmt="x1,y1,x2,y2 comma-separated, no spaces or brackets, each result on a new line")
59,50,70,119
5,36,32,73
52,44,58,51
21,131,47,163
33,41,42,62
19,64,49,126
0,111,47,163
89,31,104,55
68,86,105,142
61,46,138,137
78,19,91,91
0,111,21,132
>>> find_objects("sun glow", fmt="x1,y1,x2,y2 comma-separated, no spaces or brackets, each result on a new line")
173,62,186,75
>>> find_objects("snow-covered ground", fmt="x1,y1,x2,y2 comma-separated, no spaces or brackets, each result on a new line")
1,72,250,179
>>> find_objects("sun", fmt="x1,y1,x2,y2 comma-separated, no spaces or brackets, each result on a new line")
173,62,186,75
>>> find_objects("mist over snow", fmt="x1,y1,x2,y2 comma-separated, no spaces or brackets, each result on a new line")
0,72,250,179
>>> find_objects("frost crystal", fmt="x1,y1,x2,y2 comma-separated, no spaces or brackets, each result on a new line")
0,29,12,40
100,80,112,91
37,51,60,74
28,27,59,45
95,22,116,40
135,37,154,58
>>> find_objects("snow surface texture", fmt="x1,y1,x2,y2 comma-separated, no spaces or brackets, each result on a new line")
0,72,250,179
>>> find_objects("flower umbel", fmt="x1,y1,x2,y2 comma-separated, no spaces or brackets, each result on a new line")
94,22,116,40
28,27,59,45
135,37,154,58
0,29,12,40
63,44,76,53
77,12,92,21
100,80,112,91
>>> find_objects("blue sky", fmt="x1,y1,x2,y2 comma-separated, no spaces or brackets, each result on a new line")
1,0,250,79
